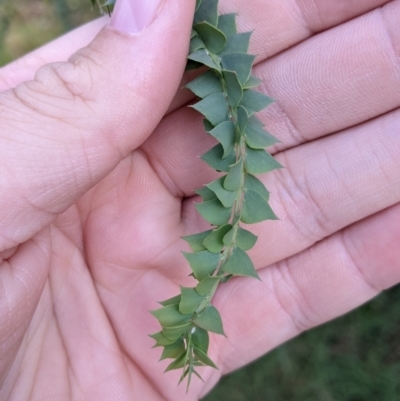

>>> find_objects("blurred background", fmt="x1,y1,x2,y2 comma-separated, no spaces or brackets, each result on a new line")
1,1,399,400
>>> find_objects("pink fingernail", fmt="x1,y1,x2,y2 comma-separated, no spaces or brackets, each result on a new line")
110,0,165,34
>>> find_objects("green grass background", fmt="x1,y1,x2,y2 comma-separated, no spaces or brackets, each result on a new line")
1,2,399,400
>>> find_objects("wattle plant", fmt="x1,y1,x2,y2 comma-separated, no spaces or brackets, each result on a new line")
94,0,282,389
151,0,282,387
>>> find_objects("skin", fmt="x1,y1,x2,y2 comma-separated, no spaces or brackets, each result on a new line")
0,0,400,399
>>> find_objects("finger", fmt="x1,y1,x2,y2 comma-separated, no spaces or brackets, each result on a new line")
143,0,400,194
0,229,51,387
1,0,392,158
146,0,389,121
148,87,400,391
0,0,391,93
254,0,400,148
0,0,196,252
210,202,400,376
42,225,163,401
82,142,400,397
0,18,108,91
180,107,400,268
221,0,392,62
289,0,392,32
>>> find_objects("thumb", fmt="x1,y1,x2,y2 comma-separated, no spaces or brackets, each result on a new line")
0,0,195,251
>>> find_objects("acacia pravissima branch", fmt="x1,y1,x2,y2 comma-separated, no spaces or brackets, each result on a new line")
151,0,282,388
93,0,282,389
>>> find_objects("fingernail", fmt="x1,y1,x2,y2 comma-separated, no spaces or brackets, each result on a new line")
110,0,165,34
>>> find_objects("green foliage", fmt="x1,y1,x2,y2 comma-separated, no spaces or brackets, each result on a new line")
91,0,115,15
1,0,97,66
85,0,281,389
203,286,400,401
152,0,282,388
193,305,225,335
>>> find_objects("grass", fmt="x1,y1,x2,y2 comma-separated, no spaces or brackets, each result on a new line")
1,2,400,400
0,0,94,66
202,285,400,401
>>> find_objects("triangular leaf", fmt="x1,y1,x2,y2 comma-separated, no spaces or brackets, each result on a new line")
244,75,262,89
188,49,220,70
244,174,269,201
193,305,225,335
196,198,232,225
195,187,217,202
241,189,278,224
223,226,258,251
151,304,191,328
217,13,237,36
207,177,237,208
196,276,221,296
150,331,177,347
194,22,227,54
194,0,219,26
248,114,264,128
222,247,260,279
191,327,210,353
221,53,255,85
236,227,258,251
223,70,243,107
160,338,186,360
182,230,213,252
162,323,192,341
186,70,223,99
237,105,250,133
193,346,218,369
240,90,274,115
183,251,221,281
224,158,243,191
221,225,235,247
191,93,229,126
164,352,187,372
220,31,252,55
245,148,283,174
203,224,233,253
201,144,236,172
208,121,235,158
178,367,191,386
189,36,205,53
159,294,182,307
192,368,205,382
246,118,280,149
179,286,206,315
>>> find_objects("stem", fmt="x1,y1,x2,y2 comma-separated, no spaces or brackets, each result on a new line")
208,58,247,277
153,2,280,386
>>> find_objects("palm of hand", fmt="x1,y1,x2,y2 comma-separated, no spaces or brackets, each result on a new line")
30,152,203,401
17,142,240,400
1,1,400,400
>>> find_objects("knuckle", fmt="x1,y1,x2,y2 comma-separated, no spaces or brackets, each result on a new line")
271,260,320,333
340,232,382,293
276,153,334,244
33,61,93,103
10,57,98,123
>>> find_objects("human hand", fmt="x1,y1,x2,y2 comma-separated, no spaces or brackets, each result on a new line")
1,0,400,400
